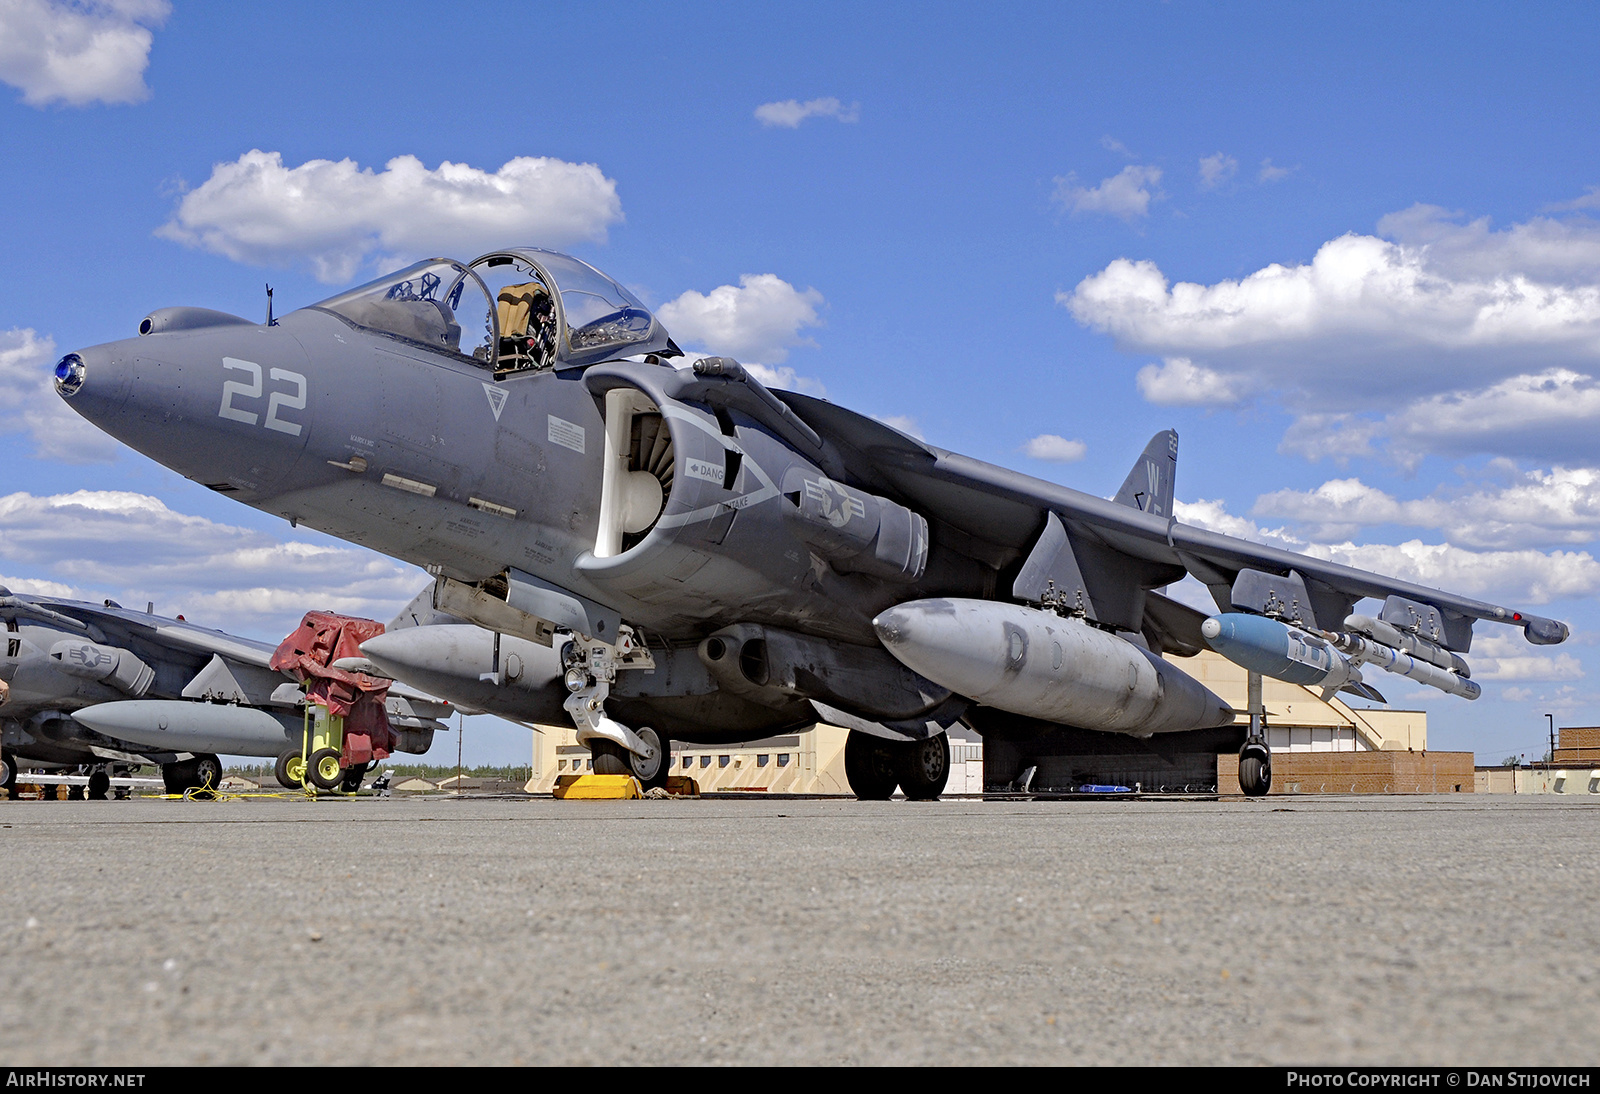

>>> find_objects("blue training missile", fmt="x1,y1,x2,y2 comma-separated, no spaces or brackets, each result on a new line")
1200,613,1365,694
1201,612,1481,701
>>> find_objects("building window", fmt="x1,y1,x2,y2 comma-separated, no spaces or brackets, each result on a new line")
700,756,711,768
757,754,769,767
558,760,567,771
682,755,693,768
777,754,790,767
719,755,730,767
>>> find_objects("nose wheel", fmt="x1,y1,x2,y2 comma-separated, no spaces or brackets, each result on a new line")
590,725,669,790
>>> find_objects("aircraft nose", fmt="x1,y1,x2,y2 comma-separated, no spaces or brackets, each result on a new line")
53,343,134,423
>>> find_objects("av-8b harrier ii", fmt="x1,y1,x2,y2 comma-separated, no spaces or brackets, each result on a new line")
52,247,1570,797
0,590,450,797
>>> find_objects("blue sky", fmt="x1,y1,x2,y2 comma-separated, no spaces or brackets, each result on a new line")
3,1,1599,764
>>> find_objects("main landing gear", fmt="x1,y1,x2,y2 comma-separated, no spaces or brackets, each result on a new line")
844,730,950,801
162,753,222,798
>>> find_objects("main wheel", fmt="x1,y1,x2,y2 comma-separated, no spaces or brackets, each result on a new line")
895,735,950,801
340,762,371,794
844,731,899,801
161,761,190,796
1,753,15,800
308,748,345,791
1239,755,1272,796
275,748,307,789
188,753,223,799
87,769,110,800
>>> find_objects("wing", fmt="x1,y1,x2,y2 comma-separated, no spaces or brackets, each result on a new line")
779,394,1567,655
0,594,281,667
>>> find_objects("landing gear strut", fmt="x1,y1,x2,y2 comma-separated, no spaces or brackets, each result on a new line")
844,731,951,801
1238,670,1272,796
560,628,662,786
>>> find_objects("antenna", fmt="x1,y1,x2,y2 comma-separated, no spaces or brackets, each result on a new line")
265,284,275,326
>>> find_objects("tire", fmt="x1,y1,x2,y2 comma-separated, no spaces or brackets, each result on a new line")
87,769,111,800
275,748,307,789
340,764,367,794
895,735,950,801
589,739,630,775
844,731,899,801
1,754,15,801
161,761,190,796
308,748,345,791
1239,755,1272,796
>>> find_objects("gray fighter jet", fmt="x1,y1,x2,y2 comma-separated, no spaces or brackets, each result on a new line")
51,248,1570,798
0,590,450,797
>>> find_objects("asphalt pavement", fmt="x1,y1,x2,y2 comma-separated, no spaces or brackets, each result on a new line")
1,794,1596,1066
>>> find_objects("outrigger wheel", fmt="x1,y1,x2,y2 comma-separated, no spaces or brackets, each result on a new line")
307,748,345,791
275,748,307,789
589,726,669,790
1239,738,1272,797
86,768,110,800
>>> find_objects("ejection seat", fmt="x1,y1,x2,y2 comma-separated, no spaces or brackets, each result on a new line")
495,282,556,372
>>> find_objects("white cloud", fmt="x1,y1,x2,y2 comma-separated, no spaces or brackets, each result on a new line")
0,0,167,107
156,150,623,283
0,328,122,463
1198,153,1238,190
1063,203,1600,462
1101,136,1137,158
1022,434,1087,462
754,97,859,128
1467,633,1585,681
0,490,427,640
1135,356,1244,407
1253,467,1600,550
1174,497,1600,606
1052,165,1163,221
740,363,826,397
1258,158,1292,182
872,415,924,441
657,273,824,366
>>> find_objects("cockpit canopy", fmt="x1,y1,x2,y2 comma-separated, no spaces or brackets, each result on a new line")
308,248,676,377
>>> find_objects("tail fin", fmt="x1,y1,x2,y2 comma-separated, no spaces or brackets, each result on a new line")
1114,430,1178,518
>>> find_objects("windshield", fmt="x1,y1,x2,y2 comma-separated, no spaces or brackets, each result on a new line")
535,251,655,357
311,260,496,362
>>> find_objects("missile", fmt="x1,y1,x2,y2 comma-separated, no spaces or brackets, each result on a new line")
872,599,1234,736
1201,613,1481,702
71,700,300,755
359,624,568,723
1327,631,1481,701
1200,613,1367,695
1342,614,1469,677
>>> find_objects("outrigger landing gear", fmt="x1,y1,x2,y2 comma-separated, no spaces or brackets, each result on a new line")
560,627,665,789
1238,670,1272,796
844,730,951,801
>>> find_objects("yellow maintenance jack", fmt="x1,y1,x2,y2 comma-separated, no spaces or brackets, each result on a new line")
280,701,356,795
